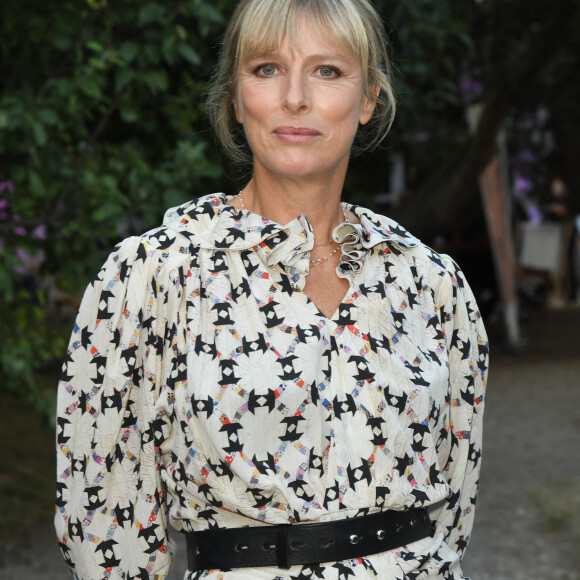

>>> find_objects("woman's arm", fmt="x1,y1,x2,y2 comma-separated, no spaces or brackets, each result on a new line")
55,237,175,579
430,256,489,558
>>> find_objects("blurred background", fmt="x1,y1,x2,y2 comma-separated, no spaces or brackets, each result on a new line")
1,0,579,578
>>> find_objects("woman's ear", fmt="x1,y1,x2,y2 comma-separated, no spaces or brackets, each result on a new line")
359,83,380,125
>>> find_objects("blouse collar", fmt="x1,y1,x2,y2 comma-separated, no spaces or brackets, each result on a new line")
163,193,419,286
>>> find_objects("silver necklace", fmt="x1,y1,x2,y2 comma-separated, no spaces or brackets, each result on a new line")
236,191,350,267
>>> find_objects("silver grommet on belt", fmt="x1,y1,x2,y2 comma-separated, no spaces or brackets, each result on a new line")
376,529,386,540
349,534,362,545
409,518,416,527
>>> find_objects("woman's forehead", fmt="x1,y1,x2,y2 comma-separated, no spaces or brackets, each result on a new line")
245,37,356,62
239,18,358,65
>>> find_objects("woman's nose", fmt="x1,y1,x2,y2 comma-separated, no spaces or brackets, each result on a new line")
282,72,310,113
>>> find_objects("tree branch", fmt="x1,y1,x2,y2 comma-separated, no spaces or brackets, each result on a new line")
391,0,578,240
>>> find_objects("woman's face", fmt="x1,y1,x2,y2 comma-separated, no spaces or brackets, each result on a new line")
234,21,375,182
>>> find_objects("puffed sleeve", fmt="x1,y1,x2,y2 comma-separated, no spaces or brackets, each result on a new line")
430,256,489,558
55,236,175,579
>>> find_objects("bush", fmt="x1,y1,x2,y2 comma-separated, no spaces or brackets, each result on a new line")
0,0,232,421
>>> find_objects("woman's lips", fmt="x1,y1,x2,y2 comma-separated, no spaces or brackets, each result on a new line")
274,127,321,143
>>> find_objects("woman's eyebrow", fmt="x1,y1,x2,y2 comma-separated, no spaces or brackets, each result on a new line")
245,51,354,63
303,53,354,63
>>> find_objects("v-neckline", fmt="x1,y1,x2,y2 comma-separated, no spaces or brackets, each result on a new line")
299,281,356,324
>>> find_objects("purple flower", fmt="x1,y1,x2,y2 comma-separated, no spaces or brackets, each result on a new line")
526,206,543,226
32,224,46,240
14,246,46,274
515,176,533,193
0,181,15,194
0,199,9,209
13,226,27,236
460,80,484,93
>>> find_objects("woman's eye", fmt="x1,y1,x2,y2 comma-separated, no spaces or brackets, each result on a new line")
258,64,277,76
318,66,338,78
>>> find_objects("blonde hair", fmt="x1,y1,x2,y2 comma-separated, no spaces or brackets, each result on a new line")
206,0,396,165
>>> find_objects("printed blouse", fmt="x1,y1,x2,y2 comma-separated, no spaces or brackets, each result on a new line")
55,193,488,579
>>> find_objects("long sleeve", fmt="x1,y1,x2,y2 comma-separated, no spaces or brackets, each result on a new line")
430,257,489,559
55,237,175,579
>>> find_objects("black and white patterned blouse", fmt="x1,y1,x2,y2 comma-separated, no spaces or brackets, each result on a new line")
55,193,488,579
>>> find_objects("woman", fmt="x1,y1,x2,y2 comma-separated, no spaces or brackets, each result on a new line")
55,0,488,578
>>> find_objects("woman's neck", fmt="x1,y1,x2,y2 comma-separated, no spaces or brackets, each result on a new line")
241,166,349,243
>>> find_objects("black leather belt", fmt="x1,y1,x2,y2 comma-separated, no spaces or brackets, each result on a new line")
185,508,434,571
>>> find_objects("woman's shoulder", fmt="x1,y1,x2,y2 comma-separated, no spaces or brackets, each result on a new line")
109,193,231,266
352,203,459,277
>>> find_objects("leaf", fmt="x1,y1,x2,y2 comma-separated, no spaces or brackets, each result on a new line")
100,174,120,193
162,35,177,64
115,68,134,91
137,3,166,26
30,121,47,146
120,107,139,123
79,79,102,99
139,70,169,93
177,43,201,66
93,199,125,221
86,0,108,8
175,25,187,40
457,30,474,49
143,44,162,66
86,41,104,53
120,41,139,63
36,108,58,126
164,188,188,208
194,3,226,29
29,171,45,196
52,35,72,51
89,57,106,70
0,262,16,303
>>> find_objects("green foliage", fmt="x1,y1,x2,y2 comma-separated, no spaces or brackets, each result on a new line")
387,0,474,113
0,0,232,419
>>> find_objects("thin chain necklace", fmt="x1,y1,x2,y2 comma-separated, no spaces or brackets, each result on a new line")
236,191,350,267
310,207,349,267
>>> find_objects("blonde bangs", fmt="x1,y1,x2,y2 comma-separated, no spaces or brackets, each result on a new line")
234,0,370,73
